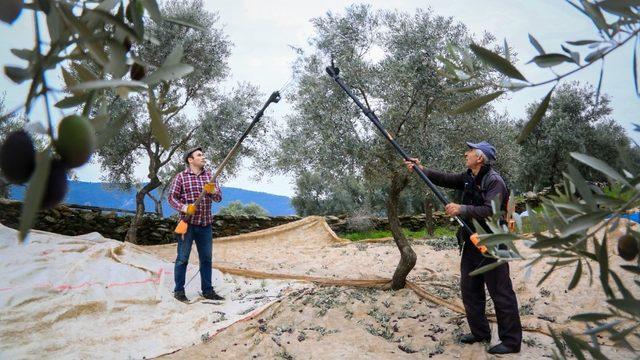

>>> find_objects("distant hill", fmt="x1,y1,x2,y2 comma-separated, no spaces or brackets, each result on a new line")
9,181,295,216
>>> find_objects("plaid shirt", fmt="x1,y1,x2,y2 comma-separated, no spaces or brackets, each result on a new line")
168,167,222,226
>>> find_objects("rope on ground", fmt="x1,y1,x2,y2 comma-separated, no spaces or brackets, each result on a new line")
211,264,566,337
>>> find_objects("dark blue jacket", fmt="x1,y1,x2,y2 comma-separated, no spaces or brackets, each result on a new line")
424,165,508,255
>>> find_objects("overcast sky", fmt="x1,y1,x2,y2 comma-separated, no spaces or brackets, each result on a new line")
1,0,638,197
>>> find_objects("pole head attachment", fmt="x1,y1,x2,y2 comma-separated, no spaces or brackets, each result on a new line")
269,91,281,103
325,65,340,77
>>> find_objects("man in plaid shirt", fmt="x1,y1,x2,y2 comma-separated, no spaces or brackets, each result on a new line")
168,146,224,302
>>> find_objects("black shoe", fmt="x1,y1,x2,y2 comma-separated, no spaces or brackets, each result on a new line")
174,291,189,303
459,333,490,344
203,291,225,301
488,343,520,354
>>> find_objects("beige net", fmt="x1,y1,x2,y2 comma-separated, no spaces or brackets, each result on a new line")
0,224,301,359
2,215,637,359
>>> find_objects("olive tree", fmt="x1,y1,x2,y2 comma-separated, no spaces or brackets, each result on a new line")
263,5,519,289
92,0,260,243
515,82,639,190
0,0,203,240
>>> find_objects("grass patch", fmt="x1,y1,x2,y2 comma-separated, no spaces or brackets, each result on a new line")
431,227,457,237
341,229,392,241
340,227,456,241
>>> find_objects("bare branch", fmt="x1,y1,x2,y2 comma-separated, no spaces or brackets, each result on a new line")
395,90,420,137
159,126,197,167
356,87,373,112
163,90,194,124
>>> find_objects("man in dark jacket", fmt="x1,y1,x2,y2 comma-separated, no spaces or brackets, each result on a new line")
405,141,522,355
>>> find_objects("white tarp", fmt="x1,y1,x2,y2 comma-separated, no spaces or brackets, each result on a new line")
0,224,301,359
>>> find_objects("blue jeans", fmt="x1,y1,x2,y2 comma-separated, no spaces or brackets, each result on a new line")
174,224,213,294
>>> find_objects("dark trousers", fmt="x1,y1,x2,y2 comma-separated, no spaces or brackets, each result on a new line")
174,224,213,294
460,249,522,348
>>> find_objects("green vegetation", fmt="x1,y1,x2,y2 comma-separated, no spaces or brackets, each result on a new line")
218,201,269,217
0,0,205,241
603,183,635,203
340,226,456,241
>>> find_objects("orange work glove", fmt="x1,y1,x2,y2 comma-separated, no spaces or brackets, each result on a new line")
182,204,196,215
174,220,188,235
203,183,216,194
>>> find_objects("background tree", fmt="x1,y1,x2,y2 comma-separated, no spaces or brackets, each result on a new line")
146,158,182,217
93,1,260,243
291,170,376,216
262,5,520,289
0,0,204,240
516,82,639,190
584,119,640,178
218,200,268,217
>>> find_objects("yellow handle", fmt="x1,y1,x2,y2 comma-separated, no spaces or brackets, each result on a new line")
186,204,196,215
470,233,488,253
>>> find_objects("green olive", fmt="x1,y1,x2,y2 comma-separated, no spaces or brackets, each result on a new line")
126,0,145,23
55,114,96,168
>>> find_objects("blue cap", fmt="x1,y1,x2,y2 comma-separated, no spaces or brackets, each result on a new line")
466,141,496,161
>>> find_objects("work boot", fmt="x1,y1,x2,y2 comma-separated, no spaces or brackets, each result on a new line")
488,343,520,354
174,291,189,303
458,333,490,344
203,291,225,301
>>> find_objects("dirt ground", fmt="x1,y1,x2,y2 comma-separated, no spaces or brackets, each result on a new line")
161,285,560,359
148,217,639,359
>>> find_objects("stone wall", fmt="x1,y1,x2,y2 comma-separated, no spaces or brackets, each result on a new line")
0,190,547,245
324,213,455,233
0,199,301,245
